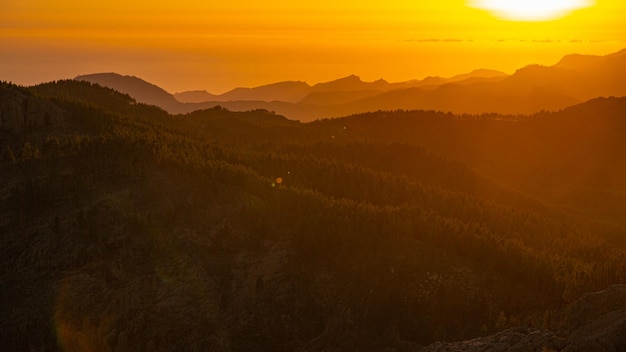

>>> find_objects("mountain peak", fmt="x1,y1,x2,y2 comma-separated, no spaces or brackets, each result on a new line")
511,64,553,76
608,48,626,58
336,74,362,82
218,81,311,103
76,72,151,87
466,69,507,77
75,72,180,110
553,53,602,70
75,72,170,94
173,90,219,103
309,74,394,94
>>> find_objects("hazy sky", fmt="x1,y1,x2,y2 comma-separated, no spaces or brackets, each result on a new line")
1,0,624,93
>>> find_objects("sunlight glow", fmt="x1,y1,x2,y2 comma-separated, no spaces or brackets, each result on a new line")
469,0,595,21
1,0,623,92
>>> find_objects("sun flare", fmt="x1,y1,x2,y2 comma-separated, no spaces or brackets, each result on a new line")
469,0,595,21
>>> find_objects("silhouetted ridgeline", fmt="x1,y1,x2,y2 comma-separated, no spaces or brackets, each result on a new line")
74,48,626,121
2,79,626,351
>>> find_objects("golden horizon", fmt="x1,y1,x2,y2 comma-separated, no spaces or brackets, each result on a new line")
1,0,624,93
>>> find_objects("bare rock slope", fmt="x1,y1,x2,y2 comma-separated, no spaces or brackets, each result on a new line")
422,285,626,352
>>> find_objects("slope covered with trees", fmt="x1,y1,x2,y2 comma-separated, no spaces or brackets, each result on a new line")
1,80,626,351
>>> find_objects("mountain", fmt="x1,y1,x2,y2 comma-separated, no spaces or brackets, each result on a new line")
77,71,512,120
447,68,508,82
309,74,390,93
504,48,626,102
3,80,626,351
0,83,68,132
332,79,578,115
213,80,311,103
414,69,507,89
75,73,183,112
174,75,399,105
73,73,290,115
318,96,626,197
554,48,626,71
173,90,219,103
296,70,508,108
175,76,391,105
336,48,626,116
73,49,626,121
299,89,386,105
174,71,508,106
529,48,626,100
553,53,605,70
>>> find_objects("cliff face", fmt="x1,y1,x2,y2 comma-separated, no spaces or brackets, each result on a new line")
422,285,626,352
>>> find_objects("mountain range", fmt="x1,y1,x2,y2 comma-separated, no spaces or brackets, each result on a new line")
74,48,626,121
3,74,626,351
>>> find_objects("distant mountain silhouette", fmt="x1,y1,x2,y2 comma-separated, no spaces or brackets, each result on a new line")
299,90,386,105
172,71,507,106
214,81,311,103
75,73,182,112
553,53,605,70
504,49,626,102
75,48,626,120
308,75,389,93
174,76,393,105
76,71,511,120
554,49,626,71
335,49,625,116
447,68,508,82
415,69,507,89
173,90,219,103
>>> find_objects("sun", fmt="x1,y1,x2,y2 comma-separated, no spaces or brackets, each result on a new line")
469,0,595,21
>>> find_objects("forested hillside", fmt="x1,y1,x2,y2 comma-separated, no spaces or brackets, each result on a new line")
2,80,626,351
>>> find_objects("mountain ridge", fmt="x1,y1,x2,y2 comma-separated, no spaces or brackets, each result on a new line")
74,48,626,121
74,72,181,111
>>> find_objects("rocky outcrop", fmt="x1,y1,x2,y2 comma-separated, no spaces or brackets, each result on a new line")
421,285,626,352
561,285,626,352
421,327,565,352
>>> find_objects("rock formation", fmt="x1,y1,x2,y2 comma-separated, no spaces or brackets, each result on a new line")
421,285,626,352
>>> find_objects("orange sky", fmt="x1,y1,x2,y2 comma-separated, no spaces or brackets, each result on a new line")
1,0,624,93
